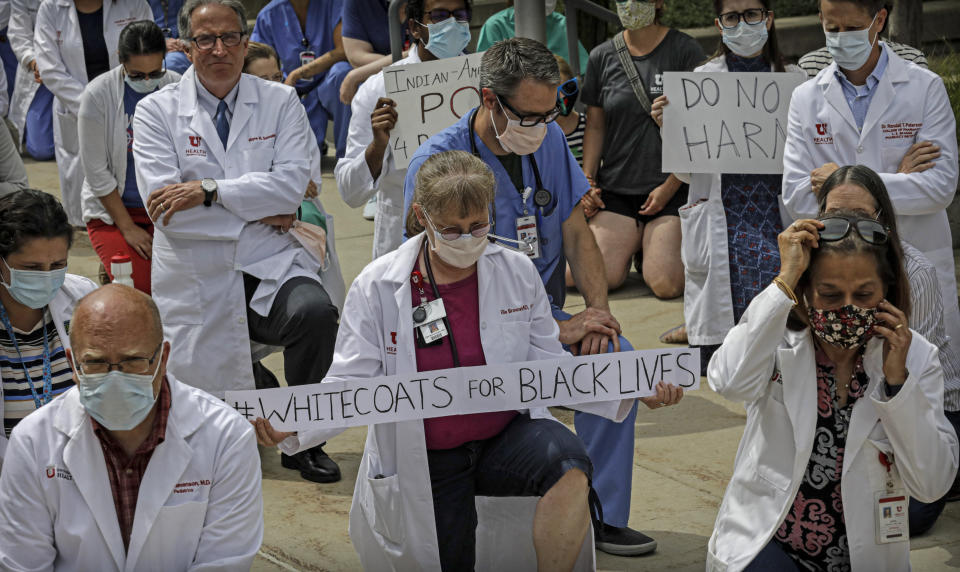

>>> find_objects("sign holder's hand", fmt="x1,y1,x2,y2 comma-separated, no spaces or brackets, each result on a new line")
251,418,295,447
640,381,683,409
651,95,668,128
147,181,205,225
370,98,398,149
897,141,941,174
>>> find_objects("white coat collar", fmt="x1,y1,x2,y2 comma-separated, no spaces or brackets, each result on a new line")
178,68,260,162
53,375,203,570
816,42,903,136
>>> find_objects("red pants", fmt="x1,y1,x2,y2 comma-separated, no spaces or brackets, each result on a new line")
87,208,154,294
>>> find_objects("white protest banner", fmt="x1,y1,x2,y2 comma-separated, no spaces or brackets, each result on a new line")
384,52,484,169
225,348,700,432
661,71,805,174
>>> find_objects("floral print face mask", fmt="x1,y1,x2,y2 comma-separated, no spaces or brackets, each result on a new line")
806,303,877,349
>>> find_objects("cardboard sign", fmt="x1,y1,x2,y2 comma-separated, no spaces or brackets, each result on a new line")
225,348,700,432
384,53,484,168
661,71,806,174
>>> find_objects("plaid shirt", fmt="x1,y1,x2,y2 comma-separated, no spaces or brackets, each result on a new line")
92,377,172,551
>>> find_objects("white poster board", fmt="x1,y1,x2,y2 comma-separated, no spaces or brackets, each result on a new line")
661,71,805,174
384,52,484,169
225,348,700,432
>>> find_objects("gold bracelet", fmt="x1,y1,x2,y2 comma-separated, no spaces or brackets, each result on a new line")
773,277,799,306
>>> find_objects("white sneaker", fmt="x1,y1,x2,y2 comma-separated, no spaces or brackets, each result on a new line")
362,195,377,221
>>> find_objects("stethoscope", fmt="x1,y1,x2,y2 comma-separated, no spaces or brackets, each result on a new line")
467,107,556,232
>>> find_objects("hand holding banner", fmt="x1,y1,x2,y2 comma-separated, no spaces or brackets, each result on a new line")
661,71,805,174
384,53,484,168
226,348,700,432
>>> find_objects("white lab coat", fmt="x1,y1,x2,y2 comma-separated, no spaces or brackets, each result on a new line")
6,0,39,143
333,46,422,260
78,65,181,224
679,58,805,347
282,235,635,571
705,284,959,572
0,374,264,571
34,0,152,225
0,273,95,464
133,68,320,397
782,43,960,354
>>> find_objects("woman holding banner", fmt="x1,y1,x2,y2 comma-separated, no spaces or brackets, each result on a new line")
705,212,958,570
254,150,683,571
652,0,805,374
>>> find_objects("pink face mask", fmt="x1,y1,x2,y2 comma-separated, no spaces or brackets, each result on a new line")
289,220,328,268
490,99,548,156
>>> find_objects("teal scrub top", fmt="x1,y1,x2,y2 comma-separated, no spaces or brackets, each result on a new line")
476,8,589,75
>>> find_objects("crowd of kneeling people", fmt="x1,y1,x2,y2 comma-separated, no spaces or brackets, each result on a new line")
0,0,958,569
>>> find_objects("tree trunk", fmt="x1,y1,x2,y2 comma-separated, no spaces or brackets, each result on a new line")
888,0,923,49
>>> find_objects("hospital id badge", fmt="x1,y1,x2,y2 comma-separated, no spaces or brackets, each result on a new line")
515,215,541,259
414,298,448,344
874,489,909,544
299,50,316,67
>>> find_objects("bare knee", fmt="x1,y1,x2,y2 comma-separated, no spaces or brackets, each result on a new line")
543,468,590,505
645,274,684,299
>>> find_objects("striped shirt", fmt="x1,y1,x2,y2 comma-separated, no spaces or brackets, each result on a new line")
1,310,74,438
563,112,586,167
798,41,928,78
902,242,960,411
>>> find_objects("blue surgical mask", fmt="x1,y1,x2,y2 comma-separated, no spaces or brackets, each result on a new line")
420,17,471,60
124,74,163,94
76,358,161,431
722,20,769,58
1,257,67,309
824,13,878,71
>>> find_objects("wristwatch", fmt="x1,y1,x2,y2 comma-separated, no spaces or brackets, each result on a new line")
201,178,217,207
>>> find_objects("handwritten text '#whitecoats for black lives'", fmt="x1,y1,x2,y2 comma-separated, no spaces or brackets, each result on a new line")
226,348,700,431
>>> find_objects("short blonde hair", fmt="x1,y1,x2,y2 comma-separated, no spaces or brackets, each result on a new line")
406,151,496,236
554,54,573,81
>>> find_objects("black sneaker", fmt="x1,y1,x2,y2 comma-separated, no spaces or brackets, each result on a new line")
595,523,657,556
281,445,341,483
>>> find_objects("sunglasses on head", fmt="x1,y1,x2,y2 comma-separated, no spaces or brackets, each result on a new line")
557,77,579,116
818,216,889,245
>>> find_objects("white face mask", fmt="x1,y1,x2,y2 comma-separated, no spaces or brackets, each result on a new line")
722,19,769,58
75,356,161,431
490,99,548,156
423,211,488,269
824,12,878,71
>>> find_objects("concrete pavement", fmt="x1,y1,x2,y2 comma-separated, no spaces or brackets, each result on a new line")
24,155,960,571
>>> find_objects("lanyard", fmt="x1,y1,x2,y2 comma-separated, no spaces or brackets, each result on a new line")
419,240,460,367
0,301,53,409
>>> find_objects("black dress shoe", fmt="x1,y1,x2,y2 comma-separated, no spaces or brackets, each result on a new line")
281,445,341,483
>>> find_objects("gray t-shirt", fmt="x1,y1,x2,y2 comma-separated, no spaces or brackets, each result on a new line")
582,29,705,196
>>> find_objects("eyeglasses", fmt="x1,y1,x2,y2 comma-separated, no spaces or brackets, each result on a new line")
424,8,471,22
717,8,768,29
125,67,166,81
497,94,561,127
425,211,490,241
557,77,579,115
818,216,889,245
76,343,162,375
188,31,244,51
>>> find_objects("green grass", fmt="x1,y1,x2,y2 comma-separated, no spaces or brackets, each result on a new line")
928,47,960,149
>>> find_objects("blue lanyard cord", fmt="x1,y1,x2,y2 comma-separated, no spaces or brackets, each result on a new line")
0,301,53,409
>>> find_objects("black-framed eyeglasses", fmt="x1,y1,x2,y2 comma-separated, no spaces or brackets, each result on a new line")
189,31,245,51
76,343,162,375
718,8,768,29
125,66,166,81
497,94,561,127
424,8,471,23
818,216,889,245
